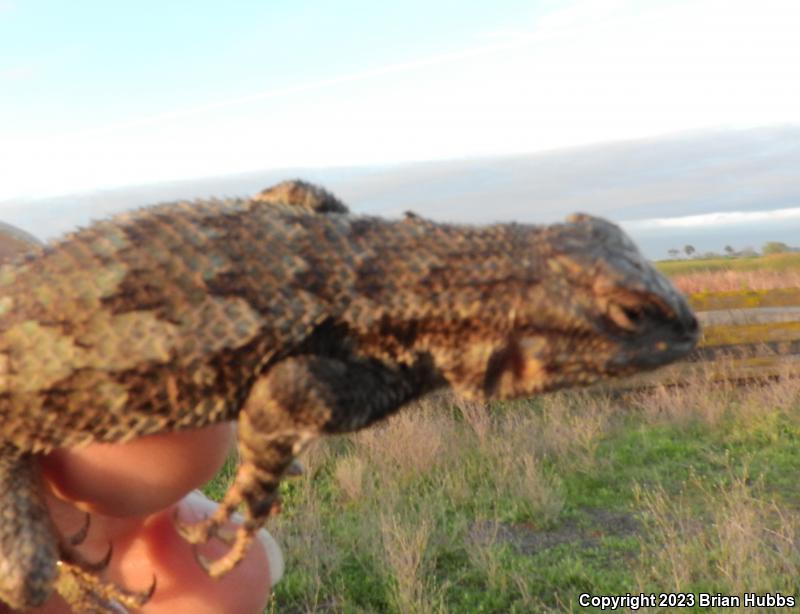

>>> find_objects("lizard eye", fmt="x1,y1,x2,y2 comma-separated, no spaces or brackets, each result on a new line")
607,301,641,332
604,292,676,335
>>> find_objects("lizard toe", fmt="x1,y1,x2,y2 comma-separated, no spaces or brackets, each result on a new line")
173,506,224,544
55,560,155,614
193,524,257,579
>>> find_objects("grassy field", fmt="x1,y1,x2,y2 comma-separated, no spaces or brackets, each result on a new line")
656,252,800,277
206,376,800,613
204,254,800,613
660,253,800,298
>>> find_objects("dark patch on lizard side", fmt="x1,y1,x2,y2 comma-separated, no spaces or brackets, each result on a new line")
377,314,420,349
483,338,525,397
101,269,183,317
285,317,358,359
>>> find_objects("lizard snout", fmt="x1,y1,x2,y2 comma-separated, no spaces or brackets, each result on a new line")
602,287,699,369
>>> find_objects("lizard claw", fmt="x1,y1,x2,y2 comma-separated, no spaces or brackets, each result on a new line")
173,505,216,544
61,541,114,573
141,575,158,603
193,546,212,573
86,542,114,573
66,512,91,547
59,513,112,573
191,525,256,579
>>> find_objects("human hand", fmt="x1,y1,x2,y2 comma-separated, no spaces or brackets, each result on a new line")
4,424,282,614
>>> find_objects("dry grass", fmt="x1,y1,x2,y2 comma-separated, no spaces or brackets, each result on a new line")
455,398,492,445
631,358,800,433
265,366,800,612
352,398,450,481
740,360,800,412
271,477,344,614
629,366,741,427
379,508,443,614
629,374,800,603
672,268,800,295
534,392,613,466
333,454,367,502
635,472,800,596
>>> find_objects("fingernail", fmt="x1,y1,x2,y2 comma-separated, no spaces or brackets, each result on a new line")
179,491,285,586
179,490,218,520
256,526,285,586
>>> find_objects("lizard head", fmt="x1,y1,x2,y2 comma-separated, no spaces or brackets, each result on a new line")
454,213,699,399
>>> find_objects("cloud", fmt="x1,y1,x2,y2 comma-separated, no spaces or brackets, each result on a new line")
4,0,800,201
622,207,800,230
1,65,35,81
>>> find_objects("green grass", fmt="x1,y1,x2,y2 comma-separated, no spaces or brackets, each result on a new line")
656,252,800,276
205,382,800,613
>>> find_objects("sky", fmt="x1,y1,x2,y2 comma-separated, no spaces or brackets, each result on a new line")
1,0,799,201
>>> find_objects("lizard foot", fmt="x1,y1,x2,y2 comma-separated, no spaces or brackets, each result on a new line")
174,493,280,579
193,524,258,579
55,560,155,614
175,458,284,578
175,511,262,579
173,499,240,545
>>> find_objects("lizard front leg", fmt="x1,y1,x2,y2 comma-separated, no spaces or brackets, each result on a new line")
176,354,435,578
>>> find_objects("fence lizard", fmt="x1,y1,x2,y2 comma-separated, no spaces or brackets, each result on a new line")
0,181,698,611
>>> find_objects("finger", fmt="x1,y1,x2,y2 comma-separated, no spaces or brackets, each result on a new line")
41,424,235,517
36,492,278,614
116,492,278,613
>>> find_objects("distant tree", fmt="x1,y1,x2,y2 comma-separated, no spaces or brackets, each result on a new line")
702,251,721,259
724,245,736,257
667,248,680,259
763,241,791,255
740,246,758,258
683,244,696,258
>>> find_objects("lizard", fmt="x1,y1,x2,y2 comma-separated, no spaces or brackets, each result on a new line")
0,180,698,612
